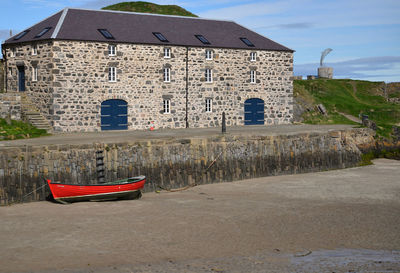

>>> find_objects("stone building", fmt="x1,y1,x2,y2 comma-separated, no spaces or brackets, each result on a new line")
1,8,294,132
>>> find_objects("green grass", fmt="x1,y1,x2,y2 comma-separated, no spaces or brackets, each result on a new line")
389,91,400,98
0,118,49,140
294,79,400,138
102,1,198,17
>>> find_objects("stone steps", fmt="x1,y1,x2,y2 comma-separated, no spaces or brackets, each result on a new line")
20,94,53,132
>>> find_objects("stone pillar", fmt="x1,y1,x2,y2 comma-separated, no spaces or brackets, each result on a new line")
318,67,333,79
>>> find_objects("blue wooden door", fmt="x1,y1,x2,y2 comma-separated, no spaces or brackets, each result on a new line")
244,98,264,125
101,99,128,130
18,66,25,92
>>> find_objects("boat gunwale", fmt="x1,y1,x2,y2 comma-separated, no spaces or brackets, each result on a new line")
49,176,145,187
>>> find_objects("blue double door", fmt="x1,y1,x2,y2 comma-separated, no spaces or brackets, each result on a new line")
244,98,264,125
101,99,128,130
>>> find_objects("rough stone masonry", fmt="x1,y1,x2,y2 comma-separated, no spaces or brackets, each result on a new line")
3,41,293,132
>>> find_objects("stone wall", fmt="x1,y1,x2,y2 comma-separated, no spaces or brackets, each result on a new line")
187,48,293,127
0,128,374,205
51,41,293,131
0,59,4,91
51,41,188,132
0,93,21,120
4,40,293,132
3,42,55,121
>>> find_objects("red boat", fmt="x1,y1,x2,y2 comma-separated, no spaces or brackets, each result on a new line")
47,176,146,204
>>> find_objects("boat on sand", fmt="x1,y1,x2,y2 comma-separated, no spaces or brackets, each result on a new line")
47,176,146,204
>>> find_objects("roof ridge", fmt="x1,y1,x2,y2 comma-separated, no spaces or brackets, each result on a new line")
66,7,235,23
51,8,69,39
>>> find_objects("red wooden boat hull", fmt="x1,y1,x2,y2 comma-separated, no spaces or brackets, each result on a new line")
47,176,146,203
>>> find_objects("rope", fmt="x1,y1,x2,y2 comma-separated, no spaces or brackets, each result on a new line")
21,183,47,200
7,183,47,206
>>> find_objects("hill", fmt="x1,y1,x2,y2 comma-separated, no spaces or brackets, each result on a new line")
102,1,198,17
294,79,400,138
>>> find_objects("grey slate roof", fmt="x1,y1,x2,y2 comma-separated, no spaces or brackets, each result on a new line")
3,8,293,52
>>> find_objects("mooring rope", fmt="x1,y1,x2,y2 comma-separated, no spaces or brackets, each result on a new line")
21,183,47,200
7,183,47,206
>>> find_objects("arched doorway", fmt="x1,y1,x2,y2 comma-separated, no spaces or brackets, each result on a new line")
100,99,128,130
244,98,264,125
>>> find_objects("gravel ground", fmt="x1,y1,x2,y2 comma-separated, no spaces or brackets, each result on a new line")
0,158,399,273
0,124,354,147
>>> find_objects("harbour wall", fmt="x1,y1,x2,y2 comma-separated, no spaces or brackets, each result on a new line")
0,128,376,205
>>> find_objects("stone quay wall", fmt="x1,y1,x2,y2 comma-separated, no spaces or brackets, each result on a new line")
0,128,375,205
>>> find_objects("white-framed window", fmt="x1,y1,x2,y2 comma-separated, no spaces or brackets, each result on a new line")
108,67,117,82
32,45,37,56
206,50,213,60
206,98,212,112
250,69,256,83
205,69,212,83
108,44,116,56
164,47,171,58
32,67,38,82
163,67,170,82
250,52,256,61
11,48,16,57
163,99,170,114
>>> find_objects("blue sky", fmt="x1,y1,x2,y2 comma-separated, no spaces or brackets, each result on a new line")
1,0,399,82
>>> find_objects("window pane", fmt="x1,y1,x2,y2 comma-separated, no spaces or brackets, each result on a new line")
35,27,51,38
109,67,116,82
164,48,170,58
250,70,256,83
195,35,210,45
163,99,170,113
98,29,114,39
240,37,255,47
206,69,212,82
206,99,212,112
164,68,170,82
108,45,116,55
14,30,30,40
153,32,168,42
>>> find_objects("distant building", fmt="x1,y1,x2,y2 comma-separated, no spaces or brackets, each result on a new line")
318,67,333,79
2,8,294,132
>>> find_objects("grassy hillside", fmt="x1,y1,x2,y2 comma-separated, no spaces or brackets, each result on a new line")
102,1,198,17
294,79,400,138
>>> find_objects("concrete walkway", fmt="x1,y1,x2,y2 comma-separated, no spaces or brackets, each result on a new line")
0,159,399,272
338,111,362,124
0,124,354,147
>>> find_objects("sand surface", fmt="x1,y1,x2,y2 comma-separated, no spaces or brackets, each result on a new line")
1,158,399,272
